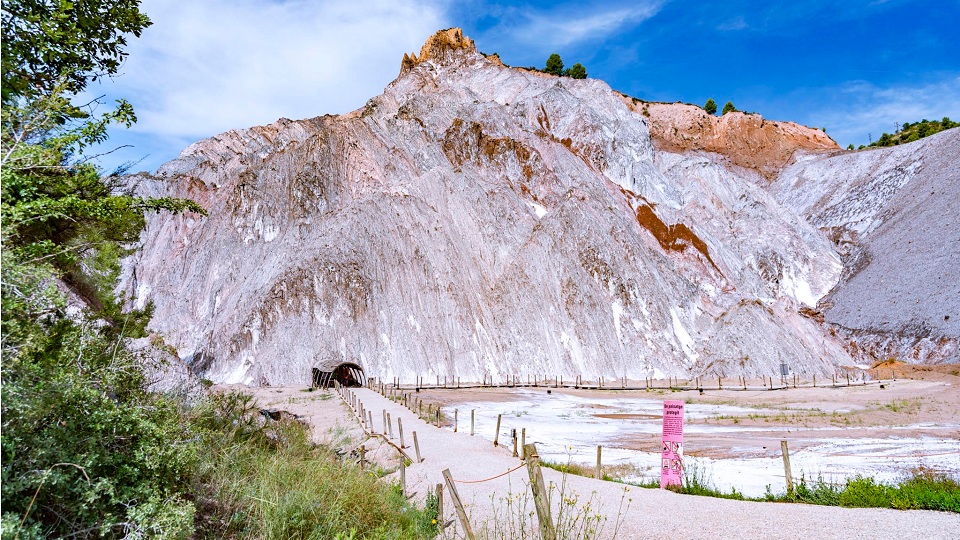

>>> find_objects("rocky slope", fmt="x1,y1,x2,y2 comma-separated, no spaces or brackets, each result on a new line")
773,128,960,363
122,29,906,385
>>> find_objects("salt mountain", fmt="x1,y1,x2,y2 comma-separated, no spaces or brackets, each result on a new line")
122,29,959,385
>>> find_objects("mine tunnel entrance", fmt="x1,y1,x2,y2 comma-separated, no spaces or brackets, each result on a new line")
312,362,365,388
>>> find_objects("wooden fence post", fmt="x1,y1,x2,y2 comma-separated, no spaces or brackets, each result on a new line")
781,440,794,494
512,428,518,458
494,414,502,446
596,445,602,479
524,444,556,540
442,468,477,540
382,410,387,434
521,428,526,459
454,409,458,433
398,418,406,448
400,457,406,497
413,431,423,463
436,483,445,533
471,409,475,436
359,445,365,469
387,413,394,438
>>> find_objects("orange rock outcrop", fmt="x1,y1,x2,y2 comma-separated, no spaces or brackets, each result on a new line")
620,98,840,178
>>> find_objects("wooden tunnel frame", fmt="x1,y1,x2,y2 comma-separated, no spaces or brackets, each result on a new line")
312,362,366,388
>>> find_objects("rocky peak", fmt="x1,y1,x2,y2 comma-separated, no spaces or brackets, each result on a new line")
400,27,475,76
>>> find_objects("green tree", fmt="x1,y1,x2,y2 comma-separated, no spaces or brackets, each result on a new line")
1,0,152,102
721,101,737,115
545,53,564,75
704,98,717,115
567,62,587,79
1,2,205,537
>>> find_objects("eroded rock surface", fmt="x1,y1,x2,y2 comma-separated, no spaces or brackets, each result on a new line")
122,29,906,385
773,128,960,363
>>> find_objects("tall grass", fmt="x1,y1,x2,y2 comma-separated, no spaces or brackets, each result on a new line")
549,454,958,513
770,468,960,512
189,391,437,539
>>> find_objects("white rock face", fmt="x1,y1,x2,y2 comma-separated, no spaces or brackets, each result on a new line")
774,128,960,363
122,31,858,385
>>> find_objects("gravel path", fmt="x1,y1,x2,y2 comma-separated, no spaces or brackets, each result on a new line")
338,386,959,540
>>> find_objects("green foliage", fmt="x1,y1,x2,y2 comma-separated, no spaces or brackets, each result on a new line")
1,244,200,538
2,0,152,102
567,63,587,79
703,98,717,115
1,2,206,537
545,53,564,75
721,101,737,115
189,392,437,539
867,117,958,148
2,82,204,327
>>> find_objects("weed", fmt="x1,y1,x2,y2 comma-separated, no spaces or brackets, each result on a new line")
473,467,631,540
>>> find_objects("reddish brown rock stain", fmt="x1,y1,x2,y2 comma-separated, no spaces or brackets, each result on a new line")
634,204,720,273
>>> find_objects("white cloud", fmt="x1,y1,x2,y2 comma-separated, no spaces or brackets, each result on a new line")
813,76,960,146
99,0,449,142
479,1,664,52
716,15,748,31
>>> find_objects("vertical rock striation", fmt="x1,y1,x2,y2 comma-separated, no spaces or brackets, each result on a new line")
123,29,874,385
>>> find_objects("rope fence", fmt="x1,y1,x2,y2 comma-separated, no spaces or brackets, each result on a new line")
450,462,527,484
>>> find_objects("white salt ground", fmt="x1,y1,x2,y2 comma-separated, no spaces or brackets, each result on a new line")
453,389,960,498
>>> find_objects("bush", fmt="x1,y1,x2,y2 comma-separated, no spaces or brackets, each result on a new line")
0,293,200,538
567,63,587,79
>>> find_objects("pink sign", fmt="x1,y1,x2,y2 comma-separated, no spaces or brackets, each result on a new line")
660,400,685,488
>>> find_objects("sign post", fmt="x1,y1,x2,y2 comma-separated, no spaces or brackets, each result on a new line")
660,400,685,488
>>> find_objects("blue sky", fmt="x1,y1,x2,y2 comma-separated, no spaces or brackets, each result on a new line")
89,0,960,174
